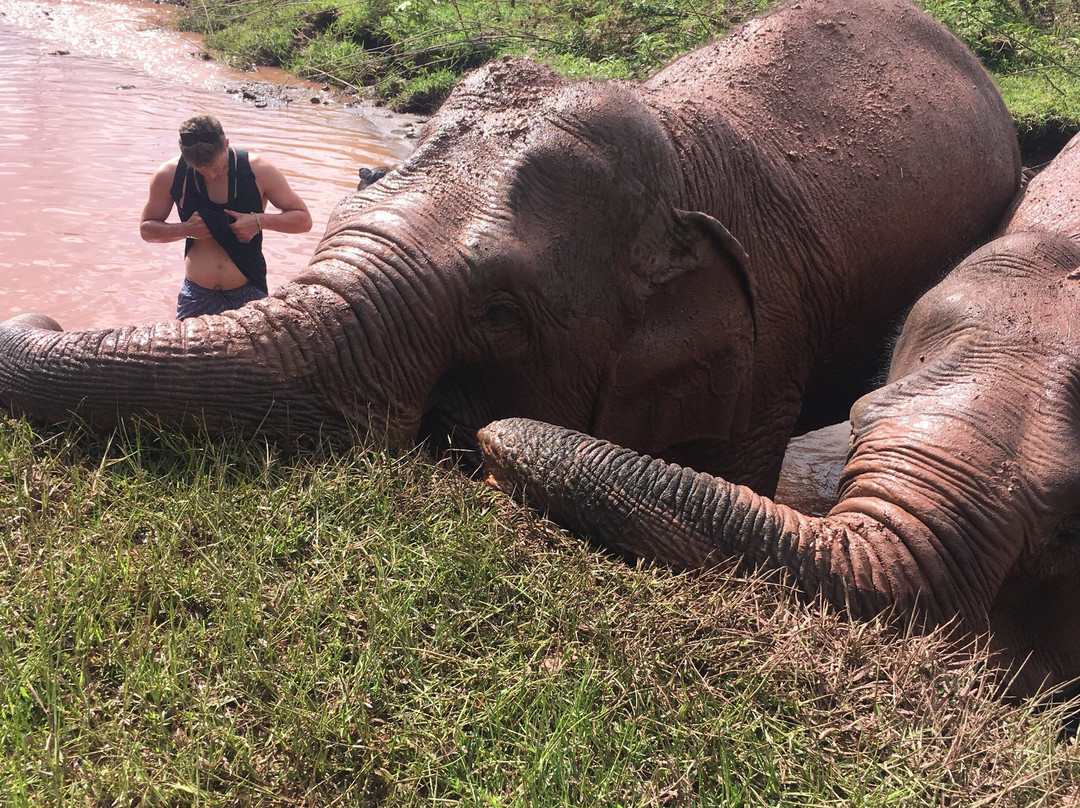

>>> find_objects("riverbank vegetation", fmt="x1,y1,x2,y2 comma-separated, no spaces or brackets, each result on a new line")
1,418,1077,804
176,0,1080,142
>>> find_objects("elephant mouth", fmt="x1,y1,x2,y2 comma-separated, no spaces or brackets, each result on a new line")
416,369,500,473
418,406,483,470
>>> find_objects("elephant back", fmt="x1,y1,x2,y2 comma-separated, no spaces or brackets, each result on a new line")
1004,132,1080,240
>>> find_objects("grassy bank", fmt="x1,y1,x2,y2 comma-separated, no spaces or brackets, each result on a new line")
176,0,1080,139
1,416,1078,805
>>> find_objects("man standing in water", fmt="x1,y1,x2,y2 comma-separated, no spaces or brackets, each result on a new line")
140,115,313,319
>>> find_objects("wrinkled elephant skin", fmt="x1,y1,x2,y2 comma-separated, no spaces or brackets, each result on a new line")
478,133,1080,700
0,0,1019,494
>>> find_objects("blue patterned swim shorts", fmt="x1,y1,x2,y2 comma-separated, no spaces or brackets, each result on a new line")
176,277,266,320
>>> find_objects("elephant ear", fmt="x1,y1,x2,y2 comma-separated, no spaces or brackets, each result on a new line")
594,208,756,455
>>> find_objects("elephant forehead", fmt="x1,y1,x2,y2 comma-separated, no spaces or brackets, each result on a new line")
918,234,1080,332
416,72,666,176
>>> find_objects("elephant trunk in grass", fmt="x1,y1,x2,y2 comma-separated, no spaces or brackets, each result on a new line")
0,0,1019,494
479,133,1080,701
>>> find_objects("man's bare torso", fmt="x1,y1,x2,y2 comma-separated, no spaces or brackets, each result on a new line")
183,166,264,291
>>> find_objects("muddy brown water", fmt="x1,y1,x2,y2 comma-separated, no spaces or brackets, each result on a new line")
0,0,419,330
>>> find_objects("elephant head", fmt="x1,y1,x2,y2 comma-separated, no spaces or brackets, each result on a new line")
348,60,758,461
478,134,1080,700
0,57,754,466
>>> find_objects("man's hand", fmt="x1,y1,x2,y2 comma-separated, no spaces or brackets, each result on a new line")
185,211,212,240
225,209,260,243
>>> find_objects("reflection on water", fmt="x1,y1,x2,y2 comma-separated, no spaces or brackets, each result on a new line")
0,0,419,329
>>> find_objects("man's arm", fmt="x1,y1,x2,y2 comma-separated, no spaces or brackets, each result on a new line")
226,156,313,242
139,160,210,243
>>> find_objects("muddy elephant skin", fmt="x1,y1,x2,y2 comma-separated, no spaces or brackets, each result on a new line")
479,133,1080,699
0,0,1019,493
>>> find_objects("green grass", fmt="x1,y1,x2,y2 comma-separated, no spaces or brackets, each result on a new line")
919,0,1080,137
177,0,753,109
1,416,1078,805
176,0,1080,133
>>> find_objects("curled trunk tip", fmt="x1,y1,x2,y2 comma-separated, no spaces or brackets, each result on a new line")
477,417,567,504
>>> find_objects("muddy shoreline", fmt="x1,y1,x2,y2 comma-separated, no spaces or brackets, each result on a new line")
206,73,427,147
160,0,429,138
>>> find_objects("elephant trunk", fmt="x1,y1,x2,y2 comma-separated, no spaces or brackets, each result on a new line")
0,222,464,444
478,418,948,629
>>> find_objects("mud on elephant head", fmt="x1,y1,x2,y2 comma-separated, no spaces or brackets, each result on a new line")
0,0,1018,494
479,133,1080,700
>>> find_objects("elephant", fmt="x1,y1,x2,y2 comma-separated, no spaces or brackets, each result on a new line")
0,0,1019,495
477,132,1080,700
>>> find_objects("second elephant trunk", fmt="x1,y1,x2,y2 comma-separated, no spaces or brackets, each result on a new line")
478,418,959,630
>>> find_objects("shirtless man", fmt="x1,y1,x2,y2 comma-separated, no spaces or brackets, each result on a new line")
140,115,313,319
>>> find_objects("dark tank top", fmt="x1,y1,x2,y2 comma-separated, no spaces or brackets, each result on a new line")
170,147,268,292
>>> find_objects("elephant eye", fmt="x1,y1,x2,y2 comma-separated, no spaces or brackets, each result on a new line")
477,295,523,331
482,303,516,328
473,293,536,359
